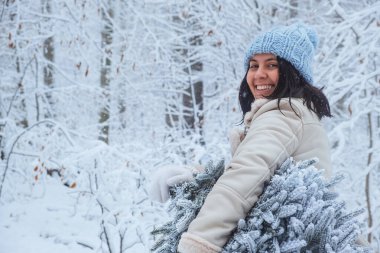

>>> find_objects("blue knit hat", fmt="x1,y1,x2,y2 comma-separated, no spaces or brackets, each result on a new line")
244,22,318,84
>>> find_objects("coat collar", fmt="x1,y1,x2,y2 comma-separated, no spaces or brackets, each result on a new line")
243,99,270,128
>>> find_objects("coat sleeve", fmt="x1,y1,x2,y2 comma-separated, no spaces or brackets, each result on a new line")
178,105,303,253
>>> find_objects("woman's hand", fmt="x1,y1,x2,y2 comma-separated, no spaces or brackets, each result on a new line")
149,165,201,203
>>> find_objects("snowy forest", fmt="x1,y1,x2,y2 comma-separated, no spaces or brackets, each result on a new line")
0,0,379,252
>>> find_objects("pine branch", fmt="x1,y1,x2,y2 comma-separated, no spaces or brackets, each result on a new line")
151,160,225,253
223,158,371,253
151,158,372,253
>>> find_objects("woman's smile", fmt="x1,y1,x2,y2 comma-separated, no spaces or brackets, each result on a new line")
246,53,279,99
256,84,274,90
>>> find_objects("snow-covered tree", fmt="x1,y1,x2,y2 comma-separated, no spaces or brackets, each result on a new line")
152,158,371,252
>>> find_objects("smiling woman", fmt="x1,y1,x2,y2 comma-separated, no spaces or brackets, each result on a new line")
176,22,335,253
147,22,337,253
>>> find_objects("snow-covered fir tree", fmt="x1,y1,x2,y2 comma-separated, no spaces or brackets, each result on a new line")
151,160,225,252
151,158,372,253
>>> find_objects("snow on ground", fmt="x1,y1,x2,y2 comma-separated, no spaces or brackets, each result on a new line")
0,177,98,253
0,176,104,253
0,170,166,253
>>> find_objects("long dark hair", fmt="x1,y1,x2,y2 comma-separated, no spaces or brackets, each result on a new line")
238,56,332,120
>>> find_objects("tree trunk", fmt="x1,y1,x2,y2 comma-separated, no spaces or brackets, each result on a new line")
99,2,113,144
290,0,298,18
42,0,54,119
183,33,204,144
166,2,204,145
365,113,373,243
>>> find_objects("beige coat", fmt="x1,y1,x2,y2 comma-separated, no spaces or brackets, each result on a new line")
178,98,332,253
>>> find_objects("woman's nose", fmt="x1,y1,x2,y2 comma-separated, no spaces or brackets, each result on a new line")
254,66,267,79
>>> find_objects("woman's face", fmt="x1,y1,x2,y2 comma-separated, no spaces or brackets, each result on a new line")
246,53,279,99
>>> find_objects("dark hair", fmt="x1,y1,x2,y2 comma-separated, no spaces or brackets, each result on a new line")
238,56,332,121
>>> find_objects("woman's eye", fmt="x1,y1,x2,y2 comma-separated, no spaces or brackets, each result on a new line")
268,63,278,68
249,64,258,69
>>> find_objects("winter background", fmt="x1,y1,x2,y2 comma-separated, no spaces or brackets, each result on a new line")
0,0,379,252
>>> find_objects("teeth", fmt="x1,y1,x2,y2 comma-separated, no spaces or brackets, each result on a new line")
256,85,273,90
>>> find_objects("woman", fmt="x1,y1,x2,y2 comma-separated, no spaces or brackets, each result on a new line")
177,23,333,252
151,23,333,252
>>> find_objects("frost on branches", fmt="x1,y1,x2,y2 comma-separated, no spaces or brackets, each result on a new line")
151,158,371,253
151,160,225,252
222,158,370,253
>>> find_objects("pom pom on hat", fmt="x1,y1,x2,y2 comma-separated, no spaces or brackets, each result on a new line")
244,22,318,84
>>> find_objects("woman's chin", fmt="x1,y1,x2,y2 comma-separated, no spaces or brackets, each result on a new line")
254,90,274,99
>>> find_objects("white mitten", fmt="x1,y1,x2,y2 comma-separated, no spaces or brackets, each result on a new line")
229,128,245,156
149,165,194,203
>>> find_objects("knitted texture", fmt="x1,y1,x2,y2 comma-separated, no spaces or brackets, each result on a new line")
244,22,318,84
